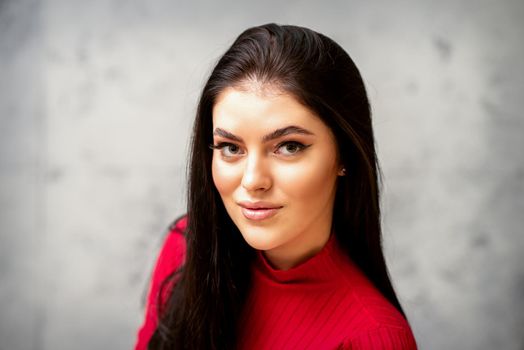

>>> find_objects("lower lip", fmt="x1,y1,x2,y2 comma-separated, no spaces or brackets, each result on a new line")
241,207,281,221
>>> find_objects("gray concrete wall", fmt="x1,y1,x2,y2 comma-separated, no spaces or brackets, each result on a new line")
1,0,523,349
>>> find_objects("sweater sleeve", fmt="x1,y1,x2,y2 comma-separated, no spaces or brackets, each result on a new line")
133,216,187,350
341,326,418,350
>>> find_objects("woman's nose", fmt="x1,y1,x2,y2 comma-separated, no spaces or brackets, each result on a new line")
241,154,272,192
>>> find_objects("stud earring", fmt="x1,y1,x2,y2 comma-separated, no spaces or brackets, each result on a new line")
339,168,346,176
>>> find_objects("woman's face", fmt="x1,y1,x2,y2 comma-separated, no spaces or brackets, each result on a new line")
211,86,342,270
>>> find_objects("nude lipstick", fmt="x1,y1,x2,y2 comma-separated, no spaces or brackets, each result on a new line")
238,201,283,221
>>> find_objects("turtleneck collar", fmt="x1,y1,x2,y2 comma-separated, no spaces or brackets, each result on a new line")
254,233,353,286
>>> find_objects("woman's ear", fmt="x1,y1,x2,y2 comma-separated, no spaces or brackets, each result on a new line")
337,166,346,176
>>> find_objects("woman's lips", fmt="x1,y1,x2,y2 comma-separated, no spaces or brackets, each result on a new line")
240,207,281,220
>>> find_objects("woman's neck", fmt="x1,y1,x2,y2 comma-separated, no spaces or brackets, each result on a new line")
262,228,332,271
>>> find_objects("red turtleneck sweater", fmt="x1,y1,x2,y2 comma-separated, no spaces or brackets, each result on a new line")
134,217,417,349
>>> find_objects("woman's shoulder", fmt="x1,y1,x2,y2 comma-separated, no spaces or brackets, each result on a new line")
344,292,417,349
346,276,409,328
144,214,188,310
340,324,417,350
156,215,188,276
167,214,188,236
165,214,188,249
335,260,417,348
338,282,417,348
133,215,188,350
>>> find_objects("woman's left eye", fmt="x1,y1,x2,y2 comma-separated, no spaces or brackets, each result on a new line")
275,141,309,156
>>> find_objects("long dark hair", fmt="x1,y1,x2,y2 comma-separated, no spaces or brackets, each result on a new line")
149,23,406,350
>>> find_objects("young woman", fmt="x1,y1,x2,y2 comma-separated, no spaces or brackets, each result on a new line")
134,23,417,350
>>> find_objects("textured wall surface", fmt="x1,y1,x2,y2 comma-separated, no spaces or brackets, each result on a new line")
1,0,523,349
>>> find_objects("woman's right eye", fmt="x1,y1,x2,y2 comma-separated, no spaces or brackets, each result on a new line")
210,142,243,158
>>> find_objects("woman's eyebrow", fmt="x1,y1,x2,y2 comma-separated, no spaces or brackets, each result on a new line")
213,128,243,142
213,126,314,143
262,126,314,142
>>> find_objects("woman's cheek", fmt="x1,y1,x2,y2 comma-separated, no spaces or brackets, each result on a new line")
276,159,337,201
212,159,240,195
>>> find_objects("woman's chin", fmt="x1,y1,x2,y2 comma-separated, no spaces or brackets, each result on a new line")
239,229,282,251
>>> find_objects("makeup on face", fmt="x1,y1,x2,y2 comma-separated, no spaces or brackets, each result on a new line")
211,86,340,270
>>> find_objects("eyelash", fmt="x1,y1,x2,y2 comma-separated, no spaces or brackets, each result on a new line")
209,141,310,158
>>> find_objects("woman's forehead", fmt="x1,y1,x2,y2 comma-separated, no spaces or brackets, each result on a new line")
212,87,322,131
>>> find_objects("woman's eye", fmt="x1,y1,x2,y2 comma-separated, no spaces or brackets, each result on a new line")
211,142,243,157
275,141,308,156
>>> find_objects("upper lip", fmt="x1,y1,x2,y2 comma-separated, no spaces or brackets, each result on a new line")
238,201,283,209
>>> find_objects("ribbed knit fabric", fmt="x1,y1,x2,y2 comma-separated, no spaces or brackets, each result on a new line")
134,217,417,350
134,217,187,350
